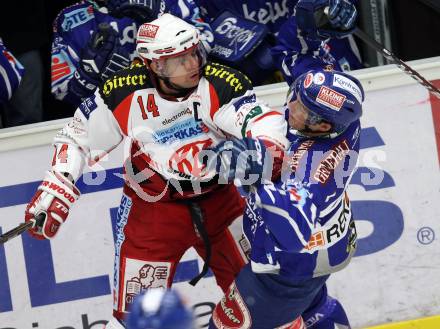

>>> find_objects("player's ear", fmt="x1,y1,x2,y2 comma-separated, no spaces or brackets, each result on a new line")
146,60,158,74
317,122,332,132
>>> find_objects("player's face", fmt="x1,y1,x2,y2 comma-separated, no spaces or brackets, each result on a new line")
288,97,331,133
152,46,203,89
288,98,309,130
167,49,201,88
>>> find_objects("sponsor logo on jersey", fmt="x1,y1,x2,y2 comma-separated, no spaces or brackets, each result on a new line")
214,17,257,53
333,74,363,103
162,108,193,125
316,86,346,111
233,94,257,112
242,0,289,25
204,64,250,92
288,140,314,172
51,51,73,83
212,282,252,328
153,118,207,144
313,140,350,184
168,139,213,177
241,106,262,137
61,6,94,32
102,74,148,96
79,95,98,119
121,258,171,312
303,196,352,252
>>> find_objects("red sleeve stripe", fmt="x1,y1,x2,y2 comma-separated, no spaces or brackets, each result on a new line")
112,94,133,136
253,110,282,123
209,83,221,120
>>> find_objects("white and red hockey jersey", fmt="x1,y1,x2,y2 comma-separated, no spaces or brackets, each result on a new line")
51,62,289,196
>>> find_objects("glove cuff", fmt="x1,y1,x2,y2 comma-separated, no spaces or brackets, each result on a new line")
38,171,81,208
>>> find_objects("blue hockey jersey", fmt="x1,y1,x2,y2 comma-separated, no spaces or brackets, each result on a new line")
196,0,297,35
244,120,360,279
0,38,24,104
51,0,214,104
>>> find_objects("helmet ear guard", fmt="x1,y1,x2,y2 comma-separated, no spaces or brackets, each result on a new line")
292,69,364,133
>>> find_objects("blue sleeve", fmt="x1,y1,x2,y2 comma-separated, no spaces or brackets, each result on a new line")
271,16,338,86
0,39,24,104
166,0,214,52
255,182,317,252
51,5,93,106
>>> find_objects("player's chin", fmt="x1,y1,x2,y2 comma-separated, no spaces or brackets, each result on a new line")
185,73,201,87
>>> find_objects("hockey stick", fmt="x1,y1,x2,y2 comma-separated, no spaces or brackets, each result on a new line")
353,28,440,100
317,7,440,99
0,214,45,244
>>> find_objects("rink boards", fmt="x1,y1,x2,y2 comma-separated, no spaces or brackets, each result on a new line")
0,69,439,328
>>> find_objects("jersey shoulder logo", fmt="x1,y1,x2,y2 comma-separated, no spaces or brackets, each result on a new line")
203,62,252,105
99,63,154,110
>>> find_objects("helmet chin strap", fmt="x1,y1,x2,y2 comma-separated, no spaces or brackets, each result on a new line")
160,76,197,98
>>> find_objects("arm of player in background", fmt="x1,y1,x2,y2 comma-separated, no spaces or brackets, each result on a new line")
51,89,124,183
166,0,214,52
0,38,24,104
271,16,337,86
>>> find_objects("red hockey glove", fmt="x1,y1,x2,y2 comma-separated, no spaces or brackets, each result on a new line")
25,171,80,240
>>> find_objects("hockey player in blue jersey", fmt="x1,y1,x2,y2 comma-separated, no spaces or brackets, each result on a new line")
205,1,363,328
51,0,214,106
126,289,194,329
0,38,24,104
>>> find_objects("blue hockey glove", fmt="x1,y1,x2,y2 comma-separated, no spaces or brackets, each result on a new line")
203,138,271,188
295,0,357,40
107,0,165,23
71,23,130,99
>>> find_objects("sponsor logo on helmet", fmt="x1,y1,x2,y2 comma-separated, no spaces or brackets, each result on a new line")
102,74,148,96
313,73,326,85
138,23,159,39
316,86,346,111
304,73,313,88
333,74,363,103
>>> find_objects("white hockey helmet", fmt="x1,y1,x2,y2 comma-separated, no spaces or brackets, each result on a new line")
136,14,207,78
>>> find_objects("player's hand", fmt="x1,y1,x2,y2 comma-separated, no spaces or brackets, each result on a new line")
75,23,130,86
203,138,270,188
25,171,80,240
327,0,357,31
107,0,164,23
295,0,357,40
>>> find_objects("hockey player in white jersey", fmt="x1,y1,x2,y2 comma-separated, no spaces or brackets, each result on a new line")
24,13,288,328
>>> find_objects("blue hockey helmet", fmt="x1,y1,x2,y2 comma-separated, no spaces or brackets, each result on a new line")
126,289,194,329
292,69,364,133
